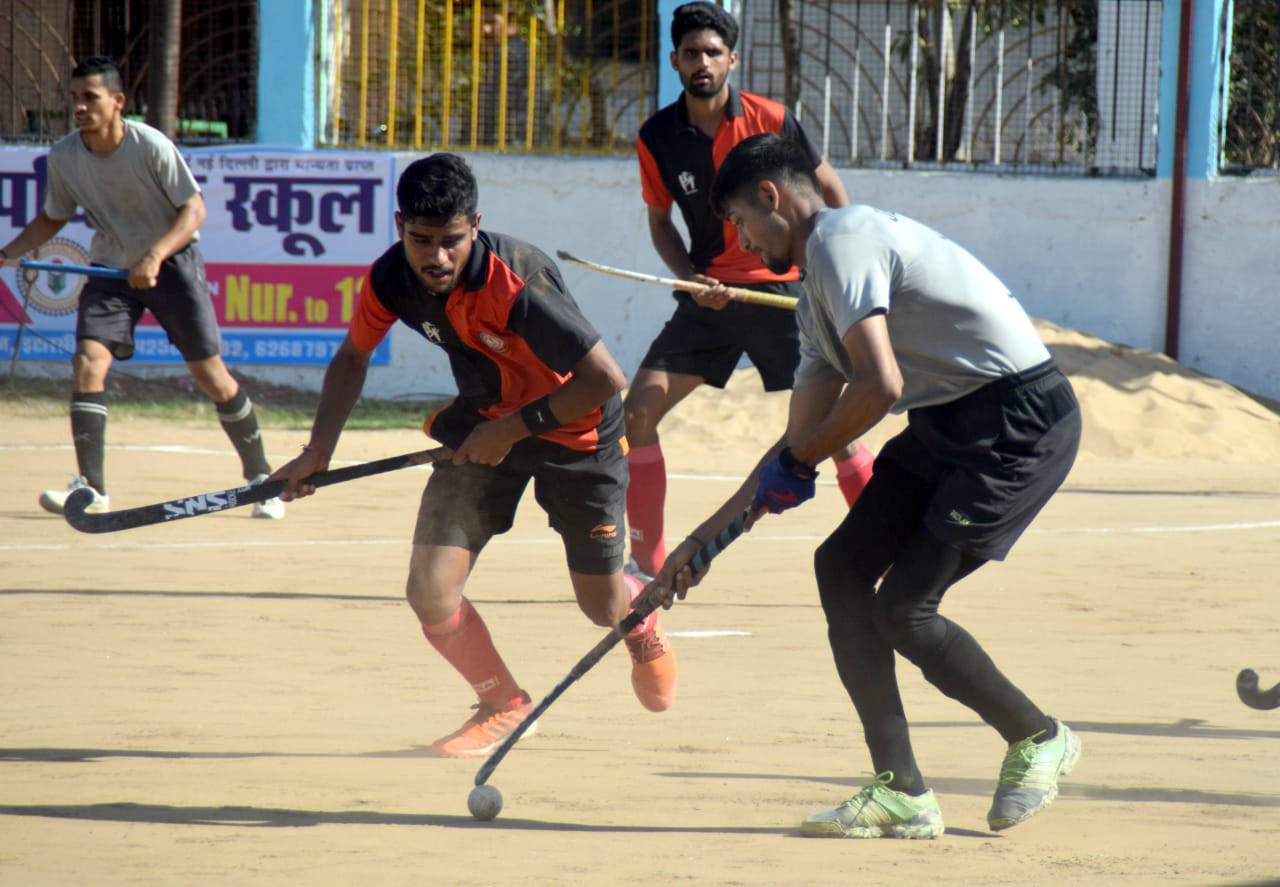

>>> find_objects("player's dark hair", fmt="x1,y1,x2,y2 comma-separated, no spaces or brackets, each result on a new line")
671,1,739,51
710,133,820,217
397,153,479,223
71,55,124,94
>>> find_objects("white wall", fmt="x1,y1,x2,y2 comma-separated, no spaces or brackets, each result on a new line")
204,153,1279,403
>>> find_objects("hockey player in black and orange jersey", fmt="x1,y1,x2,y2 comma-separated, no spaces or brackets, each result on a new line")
272,153,676,758
623,2,873,582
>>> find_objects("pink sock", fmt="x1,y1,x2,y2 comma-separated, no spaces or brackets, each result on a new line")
622,572,657,637
626,442,667,575
835,443,875,507
421,598,523,709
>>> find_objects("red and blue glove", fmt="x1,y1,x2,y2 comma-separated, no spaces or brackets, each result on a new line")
751,447,818,515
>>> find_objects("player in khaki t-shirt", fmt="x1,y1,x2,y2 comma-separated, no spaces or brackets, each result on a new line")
652,133,1083,839
0,55,282,519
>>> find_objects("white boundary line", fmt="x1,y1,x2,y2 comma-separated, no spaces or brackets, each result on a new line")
5,518,1279,554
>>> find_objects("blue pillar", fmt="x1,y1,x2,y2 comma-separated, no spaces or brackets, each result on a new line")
256,0,316,147
657,0,680,107
1156,0,1230,178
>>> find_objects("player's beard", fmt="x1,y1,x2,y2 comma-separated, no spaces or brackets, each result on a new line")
417,266,458,296
681,69,727,100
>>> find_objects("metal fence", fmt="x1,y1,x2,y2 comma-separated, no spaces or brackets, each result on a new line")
737,0,1163,175
0,0,257,145
318,0,1168,175
317,0,659,151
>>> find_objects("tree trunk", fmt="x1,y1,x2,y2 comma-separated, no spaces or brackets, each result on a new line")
779,0,800,109
147,0,182,138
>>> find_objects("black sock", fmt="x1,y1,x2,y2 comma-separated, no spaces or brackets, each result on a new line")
1032,717,1058,744
215,388,271,479
70,391,108,494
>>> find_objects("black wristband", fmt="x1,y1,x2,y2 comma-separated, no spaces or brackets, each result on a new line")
521,395,563,436
778,447,817,479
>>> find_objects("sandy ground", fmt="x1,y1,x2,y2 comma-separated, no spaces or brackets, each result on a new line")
2,323,1280,886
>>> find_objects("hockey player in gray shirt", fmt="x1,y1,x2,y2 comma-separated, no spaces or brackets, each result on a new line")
650,132,1082,838
0,56,282,519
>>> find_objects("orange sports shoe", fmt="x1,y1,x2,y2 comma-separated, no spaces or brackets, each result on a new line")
626,615,678,712
430,694,539,759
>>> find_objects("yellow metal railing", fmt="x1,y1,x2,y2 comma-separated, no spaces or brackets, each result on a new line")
319,0,656,153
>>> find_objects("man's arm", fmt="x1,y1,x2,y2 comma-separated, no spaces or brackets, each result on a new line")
0,211,69,264
453,339,626,466
647,204,732,309
129,193,207,289
271,334,374,498
788,311,901,467
647,204,697,280
646,378,844,605
814,159,850,209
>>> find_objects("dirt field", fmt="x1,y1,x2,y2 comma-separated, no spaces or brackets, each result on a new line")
2,400,1279,886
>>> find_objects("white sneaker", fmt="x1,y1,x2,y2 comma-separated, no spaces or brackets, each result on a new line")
39,475,110,515
249,475,285,520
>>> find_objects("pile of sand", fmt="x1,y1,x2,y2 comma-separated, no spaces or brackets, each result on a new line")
657,319,1280,467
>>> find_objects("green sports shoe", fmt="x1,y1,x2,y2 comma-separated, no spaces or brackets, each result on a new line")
800,771,945,839
987,718,1081,830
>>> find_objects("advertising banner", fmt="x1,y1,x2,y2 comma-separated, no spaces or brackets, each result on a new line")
0,146,395,367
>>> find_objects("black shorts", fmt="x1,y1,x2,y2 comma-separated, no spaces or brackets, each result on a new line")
413,438,628,575
638,280,801,391
876,361,1081,561
76,245,221,361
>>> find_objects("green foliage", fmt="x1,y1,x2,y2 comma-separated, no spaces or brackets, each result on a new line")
1224,0,1279,170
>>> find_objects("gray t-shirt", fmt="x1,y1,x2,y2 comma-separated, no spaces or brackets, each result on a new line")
796,205,1050,412
43,120,201,268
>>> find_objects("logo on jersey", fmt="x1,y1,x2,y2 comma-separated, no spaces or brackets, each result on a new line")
421,321,443,343
947,509,973,526
589,523,618,541
478,331,507,353
678,170,698,196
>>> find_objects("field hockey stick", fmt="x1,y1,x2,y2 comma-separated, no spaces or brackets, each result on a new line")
474,510,750,787
19,260,129,280
1236,668,1280,710
555,250,799,311
63,447,452,534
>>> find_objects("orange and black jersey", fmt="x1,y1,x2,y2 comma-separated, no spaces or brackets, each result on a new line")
637,84,823,285
350,231,623,454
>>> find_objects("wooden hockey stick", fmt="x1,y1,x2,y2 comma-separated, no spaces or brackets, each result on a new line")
473,511,750,788
63,447,452,533
555,250,799,311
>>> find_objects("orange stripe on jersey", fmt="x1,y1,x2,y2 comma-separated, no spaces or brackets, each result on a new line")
349,273,397,352
445,251,602,451
708,93,801,284
638,137,673,211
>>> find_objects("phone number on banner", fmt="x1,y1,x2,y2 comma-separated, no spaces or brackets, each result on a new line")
127,329,390,366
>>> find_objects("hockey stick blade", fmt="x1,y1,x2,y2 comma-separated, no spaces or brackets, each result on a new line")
63,447,451,534
1236,669,1280,710
474,510,749,786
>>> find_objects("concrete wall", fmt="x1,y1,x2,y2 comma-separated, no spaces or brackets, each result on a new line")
239,153,1272,404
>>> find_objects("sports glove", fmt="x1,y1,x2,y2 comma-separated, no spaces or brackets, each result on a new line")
751,447,818,515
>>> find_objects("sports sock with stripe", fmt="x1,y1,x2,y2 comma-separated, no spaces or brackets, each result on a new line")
421,598,525,710
834,443,875,507
215,388,272,479
626,442,666,575
70,391,108,494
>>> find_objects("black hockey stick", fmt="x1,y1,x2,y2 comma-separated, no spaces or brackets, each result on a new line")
63,447,452,534
1236,669,1280,711
474,510,750,787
